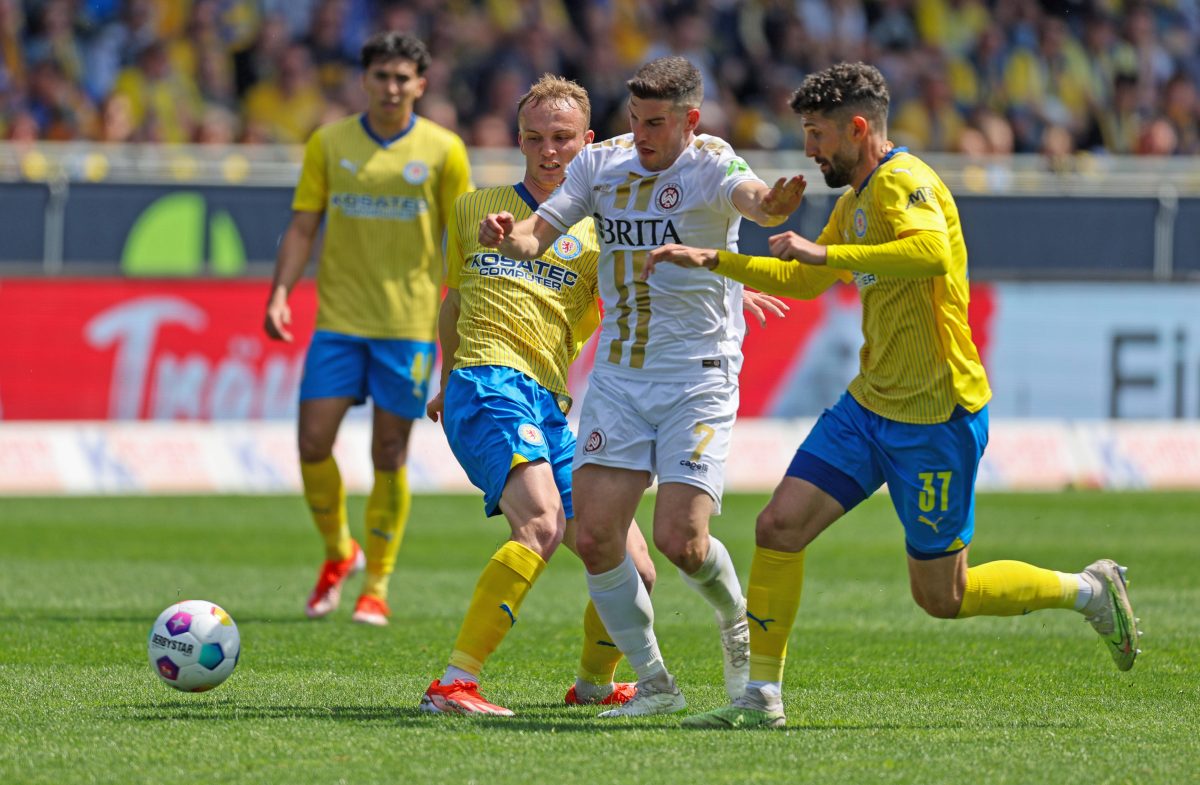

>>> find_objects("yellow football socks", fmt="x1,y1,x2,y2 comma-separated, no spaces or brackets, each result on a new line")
956,560,1078,618
449,540,547,676
577,599,623,686
361,468,411,600
747,546,806,683
299,456,352,561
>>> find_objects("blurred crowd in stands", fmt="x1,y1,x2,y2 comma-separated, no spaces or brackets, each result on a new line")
1,0,1197,157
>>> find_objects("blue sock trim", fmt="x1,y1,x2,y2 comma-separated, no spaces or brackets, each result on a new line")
785,449,867,512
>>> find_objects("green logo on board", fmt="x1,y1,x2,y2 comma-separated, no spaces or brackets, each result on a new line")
121,192,246,276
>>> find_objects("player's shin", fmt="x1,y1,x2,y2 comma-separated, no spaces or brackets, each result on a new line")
746,547,806,685
448,541,547,676
586,554,666,681
362,467,411,599
678,535,745,625
956,560,1078,617
300,456,352,560
577,599,623,687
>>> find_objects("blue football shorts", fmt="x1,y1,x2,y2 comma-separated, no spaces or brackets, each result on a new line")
442,365,576,519
786,391,989,559
298,330,434,419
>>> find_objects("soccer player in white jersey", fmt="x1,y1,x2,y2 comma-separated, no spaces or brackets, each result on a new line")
478,56,805,717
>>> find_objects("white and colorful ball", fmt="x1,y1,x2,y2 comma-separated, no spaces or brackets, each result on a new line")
147,600,240,692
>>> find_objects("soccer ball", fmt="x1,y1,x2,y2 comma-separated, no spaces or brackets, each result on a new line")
147,600,241,692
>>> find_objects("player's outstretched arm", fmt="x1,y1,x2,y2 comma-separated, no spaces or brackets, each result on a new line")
264,210,322,342
732,175,806,227
478,211,559,260
647,242,844,300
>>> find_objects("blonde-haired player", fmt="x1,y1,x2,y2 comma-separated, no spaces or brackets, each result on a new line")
420,75,787,715
478,56,806,718
418,75,654,715
264,32,471,626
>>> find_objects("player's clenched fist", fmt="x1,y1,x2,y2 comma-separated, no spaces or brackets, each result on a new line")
642,243,719,279
768,230,826,265
478,212,515,248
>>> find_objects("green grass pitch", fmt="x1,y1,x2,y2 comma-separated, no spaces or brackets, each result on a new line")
2,491,1198,784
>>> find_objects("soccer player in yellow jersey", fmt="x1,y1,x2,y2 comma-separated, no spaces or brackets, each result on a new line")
419,74,787,716
417,74,655,716
263,32,471,627
647,62,1140,729
479,57,807,719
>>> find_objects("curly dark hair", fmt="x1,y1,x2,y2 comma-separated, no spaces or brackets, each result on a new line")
790,62,889,129
360,31,431,74
626,56,703,109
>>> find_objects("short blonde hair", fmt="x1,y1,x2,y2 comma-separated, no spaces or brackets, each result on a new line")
517,74,591,129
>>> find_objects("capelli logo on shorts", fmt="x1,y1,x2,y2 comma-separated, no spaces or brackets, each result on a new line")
584,429,606,453
679,459,709,474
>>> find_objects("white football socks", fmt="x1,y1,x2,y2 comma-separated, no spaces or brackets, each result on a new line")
572,678,614,702
441,665,477,685
586,554,667,682
1074,571,1098,612
679,535,745,627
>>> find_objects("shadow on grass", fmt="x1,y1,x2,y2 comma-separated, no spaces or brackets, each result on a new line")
0,614,317,625
115,702,1081,733
119,702,687,731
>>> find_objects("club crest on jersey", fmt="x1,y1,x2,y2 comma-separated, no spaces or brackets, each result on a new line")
403,161,429,185
853,208,867,237
518,423,545,446
554,234,582,260
656,183,682,211
583,428,606,454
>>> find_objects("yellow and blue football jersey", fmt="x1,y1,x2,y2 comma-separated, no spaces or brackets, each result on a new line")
823,149,991,424
446,183,600,398
293,113,471,340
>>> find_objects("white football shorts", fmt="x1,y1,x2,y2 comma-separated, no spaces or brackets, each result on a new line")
573,370,738,512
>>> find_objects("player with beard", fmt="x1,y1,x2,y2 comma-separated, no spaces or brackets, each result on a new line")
646,62,1140,729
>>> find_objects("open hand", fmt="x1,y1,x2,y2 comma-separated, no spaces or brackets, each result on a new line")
761,175,806,218
743,290,790,327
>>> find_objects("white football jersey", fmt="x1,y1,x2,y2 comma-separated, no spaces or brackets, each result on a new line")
539,133,762,380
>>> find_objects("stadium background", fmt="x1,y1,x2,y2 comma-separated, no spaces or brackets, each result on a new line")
1,0,1199,495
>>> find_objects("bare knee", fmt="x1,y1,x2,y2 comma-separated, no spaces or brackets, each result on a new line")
653,528,706,574
371,441,408,471
576,521,627,573
912,588,963,619
510,507,564,562
755,505,806,551
371,426,411,471
298,430,333,463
